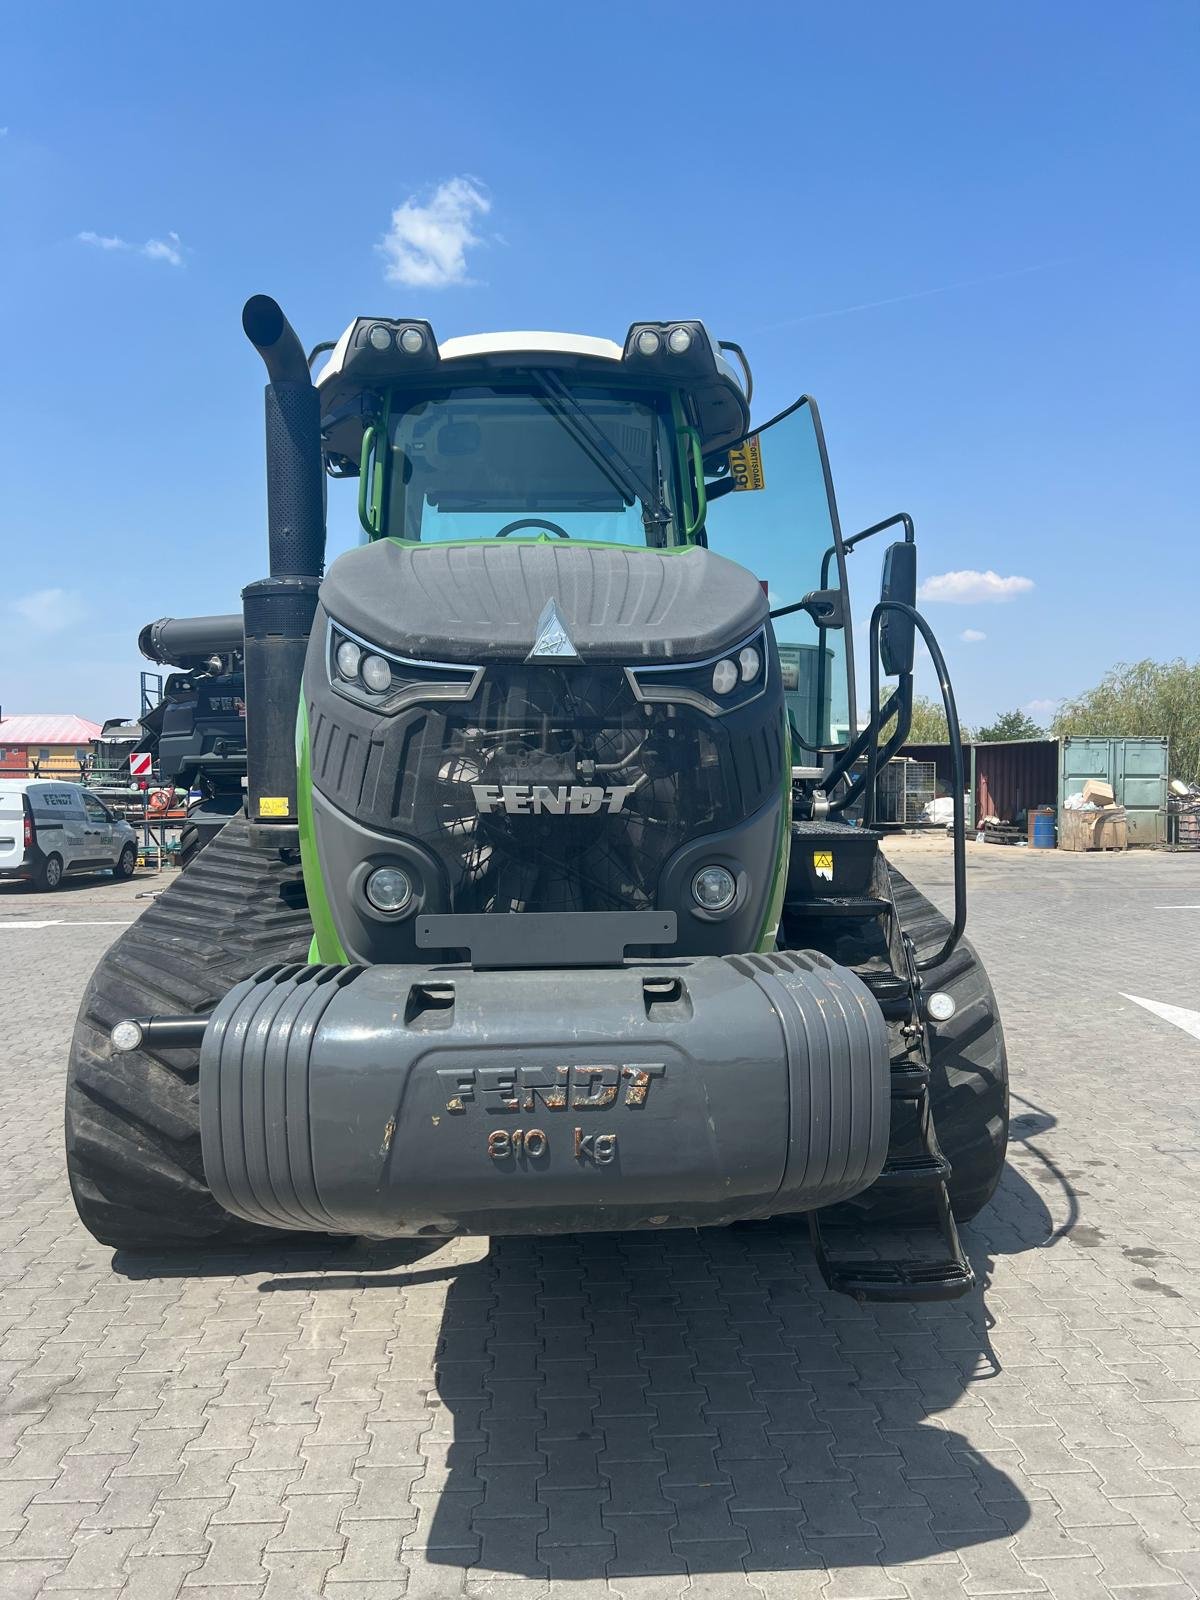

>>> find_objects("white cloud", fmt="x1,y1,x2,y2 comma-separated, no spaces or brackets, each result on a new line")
11,587,87,633
142,231,184,267
960,628,987,643
379,177,490,289
77,229,185,266
918,569,1034,604
78,230,128,251
1025,697,1058,717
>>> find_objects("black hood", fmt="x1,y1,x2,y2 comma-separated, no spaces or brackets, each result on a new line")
319,539,768,665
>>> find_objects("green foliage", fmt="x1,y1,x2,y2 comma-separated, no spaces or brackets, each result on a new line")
1052,658,1200,784
975,708,1045,743
898,693,973,744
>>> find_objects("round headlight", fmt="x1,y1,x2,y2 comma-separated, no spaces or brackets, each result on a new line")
635,329,662,356
926,990,957,1022
336,640,362,680
367,324,392,351
365,866,413,914
361,653,392,693
712,658,738,695
692,865,736,912
667,326,693,354
738,645,761,682
398,327,426,354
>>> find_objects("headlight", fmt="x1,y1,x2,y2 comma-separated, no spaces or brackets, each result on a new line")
336,640,362,680
626,628,770,718
667,325,693,354
361,654,393,694
692,865,736,911
397,327,426,354
367,324,392,351
327,622,482,714
365,866,413,913
635,329,661,356
712,659,739,695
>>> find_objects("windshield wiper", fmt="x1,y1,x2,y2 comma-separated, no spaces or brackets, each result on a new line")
527,371,671,535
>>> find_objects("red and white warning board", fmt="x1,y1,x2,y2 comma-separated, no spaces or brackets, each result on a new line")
129,752,152,778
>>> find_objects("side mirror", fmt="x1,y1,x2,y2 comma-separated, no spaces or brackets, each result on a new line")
879,541,917,676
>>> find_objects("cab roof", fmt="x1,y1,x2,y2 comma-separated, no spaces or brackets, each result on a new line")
314,321,751,473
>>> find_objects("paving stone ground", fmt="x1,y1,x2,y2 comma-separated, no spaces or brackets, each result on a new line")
2,840,1199,1599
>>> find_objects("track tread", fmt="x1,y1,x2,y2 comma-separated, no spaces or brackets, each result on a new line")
887,860,1010,1220
64,818,314,1251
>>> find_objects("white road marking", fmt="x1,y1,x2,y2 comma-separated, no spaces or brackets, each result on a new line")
1155,905,1200,910
0,920,133,930
1122,993,1200,1043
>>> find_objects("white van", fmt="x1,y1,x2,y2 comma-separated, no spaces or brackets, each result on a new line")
0,780,138,891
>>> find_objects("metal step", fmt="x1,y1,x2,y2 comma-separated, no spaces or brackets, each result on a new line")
783,895,892,919
889,1060,930,1098
812,1249,976,1303
875,1151,952,1186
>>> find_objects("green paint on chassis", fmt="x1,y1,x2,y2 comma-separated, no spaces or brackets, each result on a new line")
63,303,1008,1304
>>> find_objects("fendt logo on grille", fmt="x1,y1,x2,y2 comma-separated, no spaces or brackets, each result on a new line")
471,784,637,816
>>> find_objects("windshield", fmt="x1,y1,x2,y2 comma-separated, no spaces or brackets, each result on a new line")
383,382,683,546
703,398,852,750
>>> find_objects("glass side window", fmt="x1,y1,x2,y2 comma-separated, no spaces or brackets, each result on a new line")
384,383,682,547
703,399,852,750
83,796,108,823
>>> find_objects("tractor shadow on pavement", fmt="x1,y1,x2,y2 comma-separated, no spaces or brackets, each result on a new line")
111,1119,1075,1581
412,1150,1068,1582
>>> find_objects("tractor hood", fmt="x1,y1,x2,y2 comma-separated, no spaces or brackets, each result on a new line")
319,540,769,665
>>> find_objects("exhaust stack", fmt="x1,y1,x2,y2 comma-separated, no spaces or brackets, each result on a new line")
241,295,325,830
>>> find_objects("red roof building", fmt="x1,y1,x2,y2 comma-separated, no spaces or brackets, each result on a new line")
0,714,103,775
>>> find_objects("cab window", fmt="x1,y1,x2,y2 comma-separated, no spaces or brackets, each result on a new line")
382,383,683,548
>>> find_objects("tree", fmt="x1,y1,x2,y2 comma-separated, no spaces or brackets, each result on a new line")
1052,658,1200,784
974,708,1045,743
893,692,973,744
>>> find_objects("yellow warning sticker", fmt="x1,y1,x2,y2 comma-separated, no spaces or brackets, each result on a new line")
729,434,765,491
259,796,290,818
812,850,834,882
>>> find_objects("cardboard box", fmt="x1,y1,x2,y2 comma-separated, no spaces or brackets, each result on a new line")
1060,805,1128,852
1081,778,1116,807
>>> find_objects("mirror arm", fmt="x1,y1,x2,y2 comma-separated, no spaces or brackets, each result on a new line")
864,601,967,969
769,589,845,628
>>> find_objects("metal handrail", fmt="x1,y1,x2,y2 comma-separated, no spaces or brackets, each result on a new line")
864,601,967,972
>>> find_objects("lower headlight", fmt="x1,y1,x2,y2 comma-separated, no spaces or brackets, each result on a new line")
365,866,413,913
692,865,737,911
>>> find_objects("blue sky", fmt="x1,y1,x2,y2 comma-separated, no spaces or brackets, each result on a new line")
1,1,1196,730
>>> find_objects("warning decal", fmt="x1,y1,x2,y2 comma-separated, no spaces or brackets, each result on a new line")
812,850,834,882
729,434,765,491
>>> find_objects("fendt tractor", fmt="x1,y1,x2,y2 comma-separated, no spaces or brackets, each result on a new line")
65,297,1007,1301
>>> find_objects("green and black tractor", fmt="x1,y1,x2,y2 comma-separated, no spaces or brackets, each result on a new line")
65,297,1007,1300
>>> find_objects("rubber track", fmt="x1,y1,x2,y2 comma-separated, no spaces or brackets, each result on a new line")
64,818,314,1250
886,860,1010,1220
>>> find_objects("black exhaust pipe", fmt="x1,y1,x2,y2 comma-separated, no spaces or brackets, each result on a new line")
241,295,326,830
139,614,244,667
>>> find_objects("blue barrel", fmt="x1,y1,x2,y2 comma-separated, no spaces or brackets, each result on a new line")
1030,807,1056,849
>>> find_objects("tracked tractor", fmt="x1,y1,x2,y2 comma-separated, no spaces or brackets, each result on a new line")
65,298,1007,1300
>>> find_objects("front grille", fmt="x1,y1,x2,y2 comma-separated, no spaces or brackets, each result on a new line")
309,663,784,915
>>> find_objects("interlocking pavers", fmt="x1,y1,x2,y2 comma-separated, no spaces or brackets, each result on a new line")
6,847,1200,1597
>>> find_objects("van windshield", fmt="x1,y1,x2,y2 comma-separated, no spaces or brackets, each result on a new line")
384,382,683,547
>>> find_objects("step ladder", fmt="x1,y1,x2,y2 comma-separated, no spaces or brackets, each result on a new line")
808,975,975,1303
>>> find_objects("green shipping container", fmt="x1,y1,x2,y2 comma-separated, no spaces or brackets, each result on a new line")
1058,736,1169,847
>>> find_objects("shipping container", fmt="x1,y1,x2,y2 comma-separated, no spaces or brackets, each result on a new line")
1059,736,1169,847
897,734,1169,846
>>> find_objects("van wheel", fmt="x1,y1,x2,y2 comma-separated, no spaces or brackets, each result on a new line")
35,853,64,892
114,844,137,880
